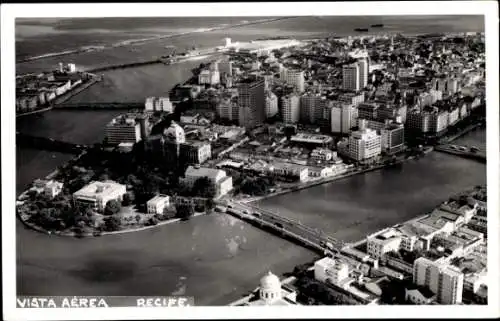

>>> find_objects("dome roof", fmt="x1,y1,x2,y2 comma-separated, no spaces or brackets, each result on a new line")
164,122,185,142
260,271,281,290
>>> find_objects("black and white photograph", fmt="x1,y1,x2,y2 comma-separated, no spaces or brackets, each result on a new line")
2,1,499,320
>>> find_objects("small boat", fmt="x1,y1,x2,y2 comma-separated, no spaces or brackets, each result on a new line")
371,24,384,28
354,28,369,32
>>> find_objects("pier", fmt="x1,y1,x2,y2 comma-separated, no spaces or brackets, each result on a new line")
219,200,345,254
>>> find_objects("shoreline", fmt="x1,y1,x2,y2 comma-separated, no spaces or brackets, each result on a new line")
18,210,207,238
241,147,434,204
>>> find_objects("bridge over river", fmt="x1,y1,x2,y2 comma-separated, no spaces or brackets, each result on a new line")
218,200,346,255
16,132,88,154
435,144,486,163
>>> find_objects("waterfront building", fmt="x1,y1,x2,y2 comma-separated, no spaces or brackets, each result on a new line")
367,229,402,259
380,122,405,154
281,94,301,124
237,76,266,129
105,114,142,145
271,162,309,182
179,141,212,165
314,257,350,287
181,166,233,198
229,271,299,306
406,107,449,135
147,194,170,215
343,63,360,91
265,91,279,118
73,180,126,212
413,257,464,304
31,179,64,199
281,68,305,93
300,93,327,124
346,128,381,162
331,102,355,134
145,97,174,113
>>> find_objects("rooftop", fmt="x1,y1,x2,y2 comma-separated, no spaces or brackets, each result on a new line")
73,180,125,198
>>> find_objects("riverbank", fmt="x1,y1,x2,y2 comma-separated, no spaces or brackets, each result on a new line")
18,210,207,238
240,147,434,204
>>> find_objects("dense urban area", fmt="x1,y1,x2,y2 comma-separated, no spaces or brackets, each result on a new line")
16,30,487,306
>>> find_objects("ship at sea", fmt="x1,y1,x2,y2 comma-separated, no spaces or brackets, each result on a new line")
371,24,384,28
354,28,369,32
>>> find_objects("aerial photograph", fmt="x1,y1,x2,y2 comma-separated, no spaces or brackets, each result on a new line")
14,14,488,307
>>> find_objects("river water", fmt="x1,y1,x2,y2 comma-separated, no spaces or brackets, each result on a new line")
14,16,486,305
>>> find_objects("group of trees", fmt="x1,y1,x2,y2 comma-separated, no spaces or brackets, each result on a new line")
294,276,359,305
238,176,276,196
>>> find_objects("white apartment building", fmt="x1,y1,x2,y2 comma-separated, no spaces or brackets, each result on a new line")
367,229,402,259
314,257,350,287
347,128,381,162
281,68,305,93
73,180,126,212
265,91,278,118
343,63,360,92
310,148,335,162
413,257,464,305
44,180,64,199
281,94,301,124
105,114,142,145
181,166,233,198
272,162,309,182
331,102,354,134
145,97,173,113
147,194,170,215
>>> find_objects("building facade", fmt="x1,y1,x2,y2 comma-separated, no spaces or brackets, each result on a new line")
238,76,266,129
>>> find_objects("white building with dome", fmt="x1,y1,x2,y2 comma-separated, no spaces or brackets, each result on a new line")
229,271,300,306
164,121,186,144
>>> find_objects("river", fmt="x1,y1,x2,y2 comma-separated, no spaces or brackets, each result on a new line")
14,16,486,305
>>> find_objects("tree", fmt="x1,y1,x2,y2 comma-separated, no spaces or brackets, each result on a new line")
175,203,195,219
135,214,141,224
103,215,121,232
122,193,134,206
192,176,214,198
104,199,121,216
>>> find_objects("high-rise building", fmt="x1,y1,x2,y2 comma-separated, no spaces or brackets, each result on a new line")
300,93,327,124
237,76,266,129
330,102,355,134
380,122,405,154
281,68,305,93
339,92,365,107
198,69,220,85
346,127,381,161
105,114,142,145
358,102,379,120
343,63,360,91
265,91,279,118
358,58,369,89
413,258,464,305
281,94,300,124
219,60,233,76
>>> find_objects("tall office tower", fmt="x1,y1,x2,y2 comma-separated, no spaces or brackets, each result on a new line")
265,91,279,118
300,93,327,124
347,127,382,161
105,114,142,145
331,102,355,134
237,76,266,129
343,63,360,92
281,68,305,93
281,94,301,124
358,58,369,89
